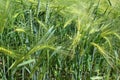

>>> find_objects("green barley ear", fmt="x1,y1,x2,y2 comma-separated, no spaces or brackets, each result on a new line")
14,28,25,33
0,47,21,59
91,42,116,69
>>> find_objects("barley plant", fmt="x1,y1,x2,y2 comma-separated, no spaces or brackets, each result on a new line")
0,0,120,80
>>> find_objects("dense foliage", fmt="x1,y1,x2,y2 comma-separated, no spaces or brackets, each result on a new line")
0,0,120,80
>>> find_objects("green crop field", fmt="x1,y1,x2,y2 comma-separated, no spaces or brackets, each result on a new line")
0,0,120,80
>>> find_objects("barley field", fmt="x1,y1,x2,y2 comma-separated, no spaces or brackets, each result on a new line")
0,0,120,80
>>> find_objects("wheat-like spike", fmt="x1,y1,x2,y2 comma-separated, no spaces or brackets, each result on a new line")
91,42,114,68
0,47,18,59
